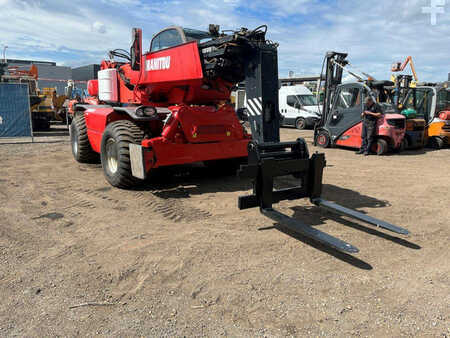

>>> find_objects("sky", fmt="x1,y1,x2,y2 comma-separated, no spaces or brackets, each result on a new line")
0,0,449,82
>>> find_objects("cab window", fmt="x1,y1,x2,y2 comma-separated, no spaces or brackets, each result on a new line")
415,88,434,121
150,29,183,52
183,28,211,43
436,89,450,113
335,87,361,109
150,35,160,52
287,95,300,109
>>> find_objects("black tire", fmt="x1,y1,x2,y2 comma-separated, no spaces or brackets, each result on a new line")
100,120,144,189
295,117,306,130
315,130,330,148
375,138,388,155
427,136,444,149
70,114,99,163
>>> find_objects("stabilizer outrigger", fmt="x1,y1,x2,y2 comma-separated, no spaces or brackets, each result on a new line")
238,140,409,254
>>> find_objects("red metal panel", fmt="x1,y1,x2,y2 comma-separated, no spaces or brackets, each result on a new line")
439,111,450,120
335,122,363,149
142,137,249,168
84,107,115,153
165,105,245,144
141,42,203,85
335,115,406,149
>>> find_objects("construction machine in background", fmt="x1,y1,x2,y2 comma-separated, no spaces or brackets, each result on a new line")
0,63,41,108
391,56,418,84
69,24,409,253
388,74,426,149
314,52,406,155
57,80,94,124
401,82,450,148
0,63,56,130
390,57,426,149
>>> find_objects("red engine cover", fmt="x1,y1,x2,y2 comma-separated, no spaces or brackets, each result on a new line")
139,42,230,104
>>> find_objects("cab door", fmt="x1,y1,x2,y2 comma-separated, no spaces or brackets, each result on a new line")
327,83,364,139
283,94,301,126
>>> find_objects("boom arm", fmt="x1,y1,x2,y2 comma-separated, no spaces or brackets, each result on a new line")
391,56,418,82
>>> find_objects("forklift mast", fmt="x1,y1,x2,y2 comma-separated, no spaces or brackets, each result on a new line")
321,52,348,120
314,52,348,143
395,74,413,107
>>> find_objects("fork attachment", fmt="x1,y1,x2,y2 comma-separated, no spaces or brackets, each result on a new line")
238,138,409,254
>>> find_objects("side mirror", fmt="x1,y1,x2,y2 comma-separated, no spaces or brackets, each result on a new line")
130,28,142,71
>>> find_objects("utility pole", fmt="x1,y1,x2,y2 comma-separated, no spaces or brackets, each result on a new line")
2,45,8,63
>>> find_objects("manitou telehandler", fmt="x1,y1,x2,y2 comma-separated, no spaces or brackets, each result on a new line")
70,25,409,253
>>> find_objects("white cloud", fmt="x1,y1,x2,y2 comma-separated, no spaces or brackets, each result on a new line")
0,0,448,81
92,21,107,34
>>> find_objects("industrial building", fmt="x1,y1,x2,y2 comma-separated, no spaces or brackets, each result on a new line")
5,59,99,94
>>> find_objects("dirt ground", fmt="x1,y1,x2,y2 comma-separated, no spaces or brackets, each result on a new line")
0,125,449,337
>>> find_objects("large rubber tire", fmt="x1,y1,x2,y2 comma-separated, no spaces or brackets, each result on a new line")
374,138,388,155
315,130,330,148
100,120,144,189
295,117,306,130
428,136,444,149
70,114,99,163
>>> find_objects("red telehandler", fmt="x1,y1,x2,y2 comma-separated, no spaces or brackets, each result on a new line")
70,25,409,253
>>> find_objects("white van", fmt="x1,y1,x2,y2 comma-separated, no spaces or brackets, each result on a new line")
233,85,321,129
279,85,321,129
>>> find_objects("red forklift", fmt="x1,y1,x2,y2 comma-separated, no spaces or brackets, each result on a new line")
314,52,406,155
70,25,409,253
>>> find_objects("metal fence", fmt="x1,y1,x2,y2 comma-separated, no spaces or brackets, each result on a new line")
0,83,33,138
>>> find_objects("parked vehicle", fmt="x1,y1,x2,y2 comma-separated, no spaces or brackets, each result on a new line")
234,84,321,129
278,85,321,129
314,52,406,155
401,83,450,148
392,75,426,149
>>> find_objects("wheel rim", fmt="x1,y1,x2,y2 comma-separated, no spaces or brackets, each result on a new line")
318,135,326,146
376,141,384,154
105,138,118,174
297,119,305,129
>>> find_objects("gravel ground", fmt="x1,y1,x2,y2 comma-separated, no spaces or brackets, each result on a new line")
0,125,449,336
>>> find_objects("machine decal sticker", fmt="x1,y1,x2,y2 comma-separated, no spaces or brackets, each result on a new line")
146,56,171,71
246,97,262,116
